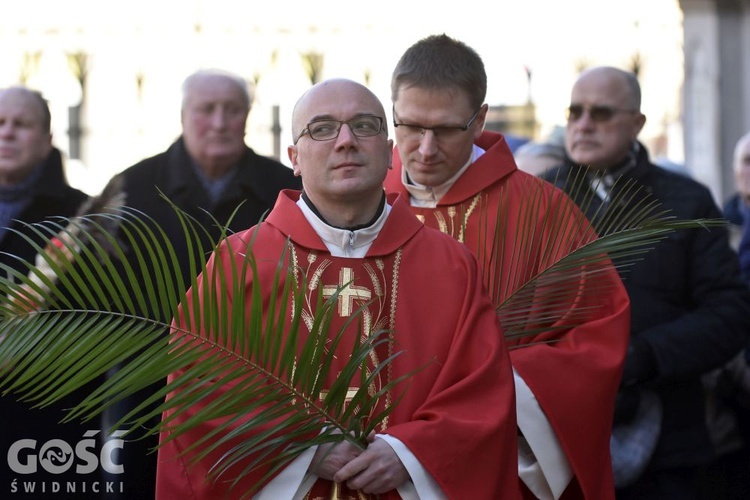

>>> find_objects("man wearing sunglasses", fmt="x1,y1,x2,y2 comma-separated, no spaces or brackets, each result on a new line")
543,66,750,500
384,35,631,500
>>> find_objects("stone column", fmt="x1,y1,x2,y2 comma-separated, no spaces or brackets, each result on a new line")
680,0,750,203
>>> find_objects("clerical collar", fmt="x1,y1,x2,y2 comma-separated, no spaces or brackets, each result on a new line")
300,191,385,231
402,144,485,208
588,141,639,200
296,192,390,258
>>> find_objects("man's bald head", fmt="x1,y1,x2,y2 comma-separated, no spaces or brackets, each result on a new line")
291,78,388,143
565,66,646,170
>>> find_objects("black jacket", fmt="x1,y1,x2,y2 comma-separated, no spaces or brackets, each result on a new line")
0,148,88,271
543,143,750,470
723,193,744,227
115,137,301,294
0,148,94,499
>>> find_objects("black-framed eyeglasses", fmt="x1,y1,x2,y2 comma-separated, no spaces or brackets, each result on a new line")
566,104,638,123
392,107,482,140
294,115,384,144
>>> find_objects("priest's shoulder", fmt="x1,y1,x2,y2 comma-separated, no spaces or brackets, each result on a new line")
217,221,285,254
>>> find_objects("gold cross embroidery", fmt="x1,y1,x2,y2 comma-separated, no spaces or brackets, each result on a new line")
322,267,372,317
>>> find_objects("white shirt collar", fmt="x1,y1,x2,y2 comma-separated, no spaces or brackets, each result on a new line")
296,198,391,258
402,144,486,207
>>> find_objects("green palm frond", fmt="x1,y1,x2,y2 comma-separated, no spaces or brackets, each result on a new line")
481,169,724,341
0,167,725,495
0,200,414,497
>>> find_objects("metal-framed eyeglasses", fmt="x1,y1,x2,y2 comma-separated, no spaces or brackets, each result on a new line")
392,107,482,141
566,104,638,123
293,115,384,144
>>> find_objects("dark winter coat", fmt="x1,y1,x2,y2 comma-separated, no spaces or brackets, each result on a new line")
543,143,750,471
0,148,93,499
115,137,301,295
0,148,88,271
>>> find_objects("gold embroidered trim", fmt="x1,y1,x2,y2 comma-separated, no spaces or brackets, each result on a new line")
457,193,481,243
382,248,402,430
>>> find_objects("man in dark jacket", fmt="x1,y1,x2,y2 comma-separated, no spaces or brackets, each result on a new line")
543,66,750,500
100,69,301,499
721,131,750,454
0,86,97,498
724,131,750,267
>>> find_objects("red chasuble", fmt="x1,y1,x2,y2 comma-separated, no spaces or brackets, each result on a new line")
384,132,631,500
155,191,519,500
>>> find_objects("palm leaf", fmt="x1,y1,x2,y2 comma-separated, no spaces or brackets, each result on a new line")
0,197,415,498
472,169,724,342
0,167,724,496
